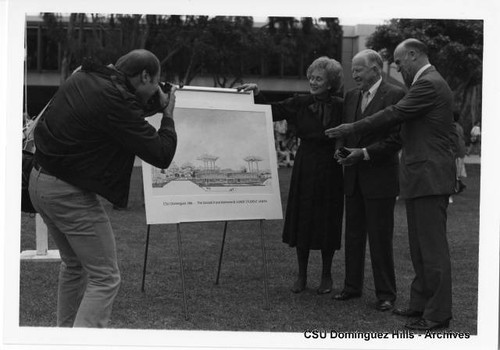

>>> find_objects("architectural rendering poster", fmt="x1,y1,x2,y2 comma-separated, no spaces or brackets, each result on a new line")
141,88,283,224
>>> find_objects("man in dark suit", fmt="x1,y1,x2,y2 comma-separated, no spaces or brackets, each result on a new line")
326,39,455,331
332,50,405,312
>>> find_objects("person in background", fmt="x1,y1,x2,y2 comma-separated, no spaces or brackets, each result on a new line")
332,49,405,312
238,56,344,295
276,140,293,168
450,111,467,203
468,120,481,155
325,39,455,331
30,49,178,328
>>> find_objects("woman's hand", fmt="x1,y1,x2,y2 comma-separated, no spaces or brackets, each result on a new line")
236,83,260,95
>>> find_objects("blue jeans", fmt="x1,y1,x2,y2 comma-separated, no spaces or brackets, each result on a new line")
29,167,121,327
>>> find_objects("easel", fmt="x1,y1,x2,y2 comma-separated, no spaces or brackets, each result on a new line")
139,86,280,320
20,214,61,262
141,219,270,320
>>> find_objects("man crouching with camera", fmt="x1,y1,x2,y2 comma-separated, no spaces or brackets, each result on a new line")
29,49,177,328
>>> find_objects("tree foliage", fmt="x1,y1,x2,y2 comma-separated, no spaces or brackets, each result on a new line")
366,19,483,131
39,13,343,88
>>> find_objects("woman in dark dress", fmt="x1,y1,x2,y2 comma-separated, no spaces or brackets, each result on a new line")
238,57,344,294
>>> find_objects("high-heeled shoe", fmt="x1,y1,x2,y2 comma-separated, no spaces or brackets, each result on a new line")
317,277,333,295
291,278,307,293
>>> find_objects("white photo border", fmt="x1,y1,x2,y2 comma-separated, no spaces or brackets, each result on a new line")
3,0,499,349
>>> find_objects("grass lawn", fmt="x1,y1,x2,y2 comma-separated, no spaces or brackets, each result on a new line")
19,164,480,333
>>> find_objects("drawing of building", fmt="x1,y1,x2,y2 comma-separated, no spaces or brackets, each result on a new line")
197,154,219,173
243,156,263,173
152,152,272,190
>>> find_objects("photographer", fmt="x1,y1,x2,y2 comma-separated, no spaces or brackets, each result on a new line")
29,49,177,328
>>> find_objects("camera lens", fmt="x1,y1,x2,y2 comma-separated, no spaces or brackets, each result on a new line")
159,82,172,93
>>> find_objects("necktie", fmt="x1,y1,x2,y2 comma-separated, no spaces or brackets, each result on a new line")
361,90,370,113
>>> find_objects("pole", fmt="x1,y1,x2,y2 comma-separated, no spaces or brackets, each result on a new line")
215,221,229,285
141,225,151,292
24,22,28,116
177,223,189,320
259,220,270,310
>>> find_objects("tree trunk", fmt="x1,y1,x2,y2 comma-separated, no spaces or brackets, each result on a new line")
159,46,182,67
60,13,76,82
260,55,267,75
298,53,304,77
279,52,284,77
90,14,104,52
139,15,154,49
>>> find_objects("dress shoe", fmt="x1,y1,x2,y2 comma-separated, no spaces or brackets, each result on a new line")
375,300,394,311
404,318,450,331
317,278,333,295
290,279,306,293
332,291,361,301
392,307,423,317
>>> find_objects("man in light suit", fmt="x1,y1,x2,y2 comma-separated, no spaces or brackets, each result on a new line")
326,39,455,331
332,50,405,312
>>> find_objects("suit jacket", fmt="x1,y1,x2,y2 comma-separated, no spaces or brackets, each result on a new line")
342,81,405,198
353,66,456,199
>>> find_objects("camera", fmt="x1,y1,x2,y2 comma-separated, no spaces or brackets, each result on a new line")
338,147,351,158
159,81,174,94
143,82,174,116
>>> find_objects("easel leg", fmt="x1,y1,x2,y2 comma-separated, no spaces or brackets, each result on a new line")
177,224,189,320
259,220,270,310
141,225,151,292
215,221,229,285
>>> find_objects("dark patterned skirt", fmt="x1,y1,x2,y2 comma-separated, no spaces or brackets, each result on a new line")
282,140,344,250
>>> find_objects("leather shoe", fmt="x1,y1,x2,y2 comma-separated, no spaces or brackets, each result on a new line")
375,300,394,311
404,318,450,331
332,291,361,301
392,307,423,317
290,279,306,293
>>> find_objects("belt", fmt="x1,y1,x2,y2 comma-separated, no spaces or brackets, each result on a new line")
34,161,52,176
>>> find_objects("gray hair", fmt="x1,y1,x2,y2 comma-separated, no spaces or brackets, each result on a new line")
306,56,344,94
353,49,383,71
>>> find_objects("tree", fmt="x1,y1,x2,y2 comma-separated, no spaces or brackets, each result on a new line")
260,17,343,78
37,14,343,88
366,19,483,133
197,16,256,87
317,17,343,61
42,13,76,81
42,13,122,80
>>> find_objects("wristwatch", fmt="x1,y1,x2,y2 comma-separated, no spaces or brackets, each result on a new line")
362,148,370,160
